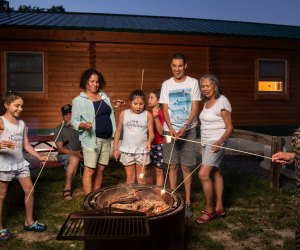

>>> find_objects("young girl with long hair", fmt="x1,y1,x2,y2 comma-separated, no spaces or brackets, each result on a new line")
113,89,154,184
0,91,47,240
148,89,165,187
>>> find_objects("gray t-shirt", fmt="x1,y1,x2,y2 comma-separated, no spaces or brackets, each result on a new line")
53,123,81,153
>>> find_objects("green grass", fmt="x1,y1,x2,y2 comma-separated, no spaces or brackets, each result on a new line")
0,156,297,250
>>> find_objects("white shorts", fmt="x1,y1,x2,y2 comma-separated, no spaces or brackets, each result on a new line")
120,152,151,166
0,165,30,182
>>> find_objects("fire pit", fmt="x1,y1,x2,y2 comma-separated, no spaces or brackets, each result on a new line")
58,184,185,250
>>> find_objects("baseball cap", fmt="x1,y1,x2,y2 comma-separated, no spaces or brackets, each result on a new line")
61,104,72,115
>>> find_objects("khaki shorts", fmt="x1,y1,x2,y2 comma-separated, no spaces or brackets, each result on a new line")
82,138,111,169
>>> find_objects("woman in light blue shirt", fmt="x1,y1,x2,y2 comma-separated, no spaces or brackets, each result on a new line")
72,68,116,195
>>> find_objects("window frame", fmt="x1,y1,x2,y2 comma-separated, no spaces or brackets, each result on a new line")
254,58,289,100
3,51,48,99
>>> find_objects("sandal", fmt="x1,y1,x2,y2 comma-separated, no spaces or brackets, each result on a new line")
0,228,13,240
196,210,216,224
24,220,47,232
216,209,226,218
63,190,72,200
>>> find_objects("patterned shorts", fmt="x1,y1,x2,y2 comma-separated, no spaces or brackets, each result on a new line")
150,144,164,169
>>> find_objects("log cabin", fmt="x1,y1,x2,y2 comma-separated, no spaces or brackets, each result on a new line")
0,10,300,135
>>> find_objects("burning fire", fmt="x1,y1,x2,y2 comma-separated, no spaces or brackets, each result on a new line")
105,191,170,215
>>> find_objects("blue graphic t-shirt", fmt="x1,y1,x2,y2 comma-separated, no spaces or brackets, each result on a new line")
159,76,201,131
169,88,193,129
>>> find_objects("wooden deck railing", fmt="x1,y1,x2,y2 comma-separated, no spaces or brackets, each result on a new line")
26,130,294,187
230,129,292,189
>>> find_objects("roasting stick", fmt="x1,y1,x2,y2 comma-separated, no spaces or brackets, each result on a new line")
138,153,147,179
140,69,144,90
161,139,176,195
171,163,202,194
26,120,65,203
164,135,273,160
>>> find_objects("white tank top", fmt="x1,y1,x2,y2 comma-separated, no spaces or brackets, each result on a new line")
0,116,29,171
119,109,148,154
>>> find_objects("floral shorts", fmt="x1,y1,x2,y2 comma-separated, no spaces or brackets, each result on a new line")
150,144,164,169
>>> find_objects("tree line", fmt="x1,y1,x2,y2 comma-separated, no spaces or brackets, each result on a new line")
0,0,65,13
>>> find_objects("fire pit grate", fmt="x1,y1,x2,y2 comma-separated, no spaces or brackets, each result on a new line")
57,208,150,241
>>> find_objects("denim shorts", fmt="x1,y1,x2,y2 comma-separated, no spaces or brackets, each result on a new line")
57,153,72,170
82,137,111,169
201,140,226,168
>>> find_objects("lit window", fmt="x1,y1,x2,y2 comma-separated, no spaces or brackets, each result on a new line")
255,59,288,100
258,81,283,92
5,52,44,92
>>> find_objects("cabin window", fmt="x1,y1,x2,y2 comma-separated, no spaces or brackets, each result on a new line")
255,59,288,100
5,52,44,92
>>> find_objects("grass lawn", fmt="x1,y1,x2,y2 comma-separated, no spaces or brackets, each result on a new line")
0,155,297,250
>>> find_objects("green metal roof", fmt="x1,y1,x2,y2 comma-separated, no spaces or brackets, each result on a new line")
0,11,300,39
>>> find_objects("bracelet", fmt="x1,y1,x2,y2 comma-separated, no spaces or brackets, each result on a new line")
113,149,118,152
184,123,189,127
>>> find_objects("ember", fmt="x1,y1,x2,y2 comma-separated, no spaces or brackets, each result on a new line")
110,197,170,214
103,190,170,214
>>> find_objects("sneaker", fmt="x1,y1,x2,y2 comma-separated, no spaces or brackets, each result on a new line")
185,203,193,219
0,228,13,240
24,221,47,232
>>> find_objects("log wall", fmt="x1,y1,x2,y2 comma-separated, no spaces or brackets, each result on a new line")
1,29,300,130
